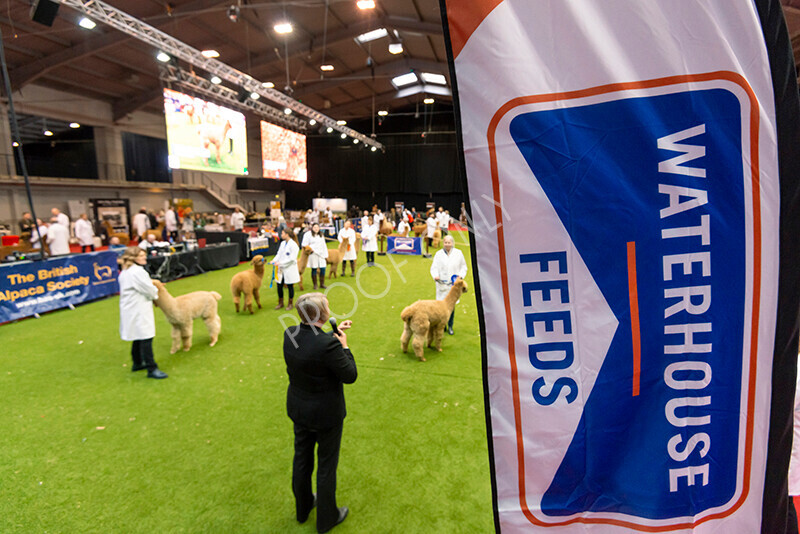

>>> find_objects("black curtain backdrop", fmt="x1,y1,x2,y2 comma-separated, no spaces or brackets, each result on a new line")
122,131,170,183
15,126,98,179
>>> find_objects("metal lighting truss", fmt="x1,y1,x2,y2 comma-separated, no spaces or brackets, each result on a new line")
159,65,306,132
59,0,385,151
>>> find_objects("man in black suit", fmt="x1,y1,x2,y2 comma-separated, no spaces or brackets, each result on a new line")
284,292,356,533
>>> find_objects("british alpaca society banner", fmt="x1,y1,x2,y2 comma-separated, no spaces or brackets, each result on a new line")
441,0,800,532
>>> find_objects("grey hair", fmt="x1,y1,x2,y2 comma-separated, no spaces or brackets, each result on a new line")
296,292,330,324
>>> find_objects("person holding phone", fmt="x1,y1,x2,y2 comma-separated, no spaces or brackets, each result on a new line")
283,293,356,533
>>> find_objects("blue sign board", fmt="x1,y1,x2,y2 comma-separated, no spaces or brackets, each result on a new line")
388,236,421,255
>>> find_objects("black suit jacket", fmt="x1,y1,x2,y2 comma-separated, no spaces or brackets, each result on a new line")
284,324,357,430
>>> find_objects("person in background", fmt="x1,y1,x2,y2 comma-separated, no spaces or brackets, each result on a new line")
361,216,378,266
424,209,437,258
272,228,300,310
108,236,126,255
18,211,34,242
181,211,195,239
276,216,288,239
374,209,384,229
437,207,449,237
29,218,48,250
397,218,410,237
304,209,314,226
117,247,167,379
283,292,355,534
324,206,333,224
460,202,468,225
216,212,225,225
51,207,70,230
231,207,245,231
311,208,320,225
410,207,418,222
337,220,357,277
430,235,468,335
302,223,329,289
147,209,158,230
132,207,150,242
360,210,370,234
47,217,71,256
165,205,179,242
138,233,169,252
75,213,95,252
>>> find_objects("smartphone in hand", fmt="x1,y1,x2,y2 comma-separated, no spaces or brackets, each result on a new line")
329,317,341,334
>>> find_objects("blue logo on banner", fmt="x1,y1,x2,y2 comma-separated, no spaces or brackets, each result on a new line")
510,89,745,519
0,251,120,323
388,236,422,255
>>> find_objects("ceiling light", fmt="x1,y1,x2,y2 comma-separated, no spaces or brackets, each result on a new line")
377,110,388,116
250,92,260,100
309,119,317,126
371,146,377,152
336,120,347,125
355,28,388,43
356,0,375,9
320,64,334,72
262,81,274,88
391,72,418,87
388,42,403,55
78,17,96,30
12,141,19,147
43,130,53,137
201,50,220,58
353,139,359,144
326,127,333,133
284,108,292,115
421,72,447,85
274,22,293,34
340,133,347,139
423,98,435,104
156,51,171,63
69,122,81,128
210,75,222,84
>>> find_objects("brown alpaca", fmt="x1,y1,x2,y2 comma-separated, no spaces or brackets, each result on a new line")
296,247,312,291
152,280,222,354
412,221,427,237
230,254,265,314
432,228,442,248
400,278,468,361
324,238,349,278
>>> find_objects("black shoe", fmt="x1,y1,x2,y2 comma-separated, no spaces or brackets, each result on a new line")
318,507,348,533
298,494,317,523
131,364,146,372
448,326,454,335
147,369,168,379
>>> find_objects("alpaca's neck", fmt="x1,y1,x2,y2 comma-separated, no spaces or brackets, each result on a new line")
157,290,179,314
339,238,348,252
253,265,264,279
444,285,463,310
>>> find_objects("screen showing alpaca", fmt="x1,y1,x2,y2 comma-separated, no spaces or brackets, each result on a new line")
260,121,307,182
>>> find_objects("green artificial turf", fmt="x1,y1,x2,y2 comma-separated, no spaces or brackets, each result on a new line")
0,231,494,533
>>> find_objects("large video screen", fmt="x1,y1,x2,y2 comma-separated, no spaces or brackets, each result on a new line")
163,88,248,175
260,121,307,182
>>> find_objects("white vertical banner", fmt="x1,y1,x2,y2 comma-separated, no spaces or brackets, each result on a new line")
441,1,785,532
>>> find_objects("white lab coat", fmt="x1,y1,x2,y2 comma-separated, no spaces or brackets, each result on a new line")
426,216,437,238
132,212,150,237
47,223,71,255
430,247,468,300
324,209,333,222
30,224,48,249
360,216,370,233
273,238,300,284
118,264,158,341
75,218,94,246
437,211,449,229
231,211,245,230
165,209,178,232
362,224,378,252
56,212,70,229
397,220,410,236
302,232,329,269
338,227,357,260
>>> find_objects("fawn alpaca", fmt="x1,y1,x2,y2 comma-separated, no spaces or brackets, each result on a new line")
400,278,468,361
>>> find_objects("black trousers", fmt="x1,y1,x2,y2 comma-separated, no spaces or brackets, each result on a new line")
277,282,295,299
292,421,344,532
81,244,95,252
366,251,375,263
131,338,157,370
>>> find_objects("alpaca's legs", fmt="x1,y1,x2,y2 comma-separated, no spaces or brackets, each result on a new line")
245,292,253,314
411,335,426,362
181,324,193,351
427,326,435,348
410,318,429,361
253,288,262,309
233,293,240,313
170,326,182,354
401,321,412,353
205,315,221,346
434,325,445,352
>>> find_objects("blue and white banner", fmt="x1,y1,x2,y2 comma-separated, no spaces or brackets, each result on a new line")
442,0,800,531
0,251,119,323
388,236,422,255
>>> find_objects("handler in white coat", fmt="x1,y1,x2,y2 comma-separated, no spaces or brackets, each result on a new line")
301,223,329,289
46,218,71,256
430,235,468,335
361,216,378,266
117,247,167,379
337,220,357,277
132,208,150,241
75,213,95,252
272,228,300,310
165,207,179,241
424,210,437,257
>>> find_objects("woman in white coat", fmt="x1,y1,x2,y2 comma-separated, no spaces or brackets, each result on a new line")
118,247,167,379
430,235,468,335
75,213,95,252
301,223,329,289
272,228,300,310
361,216,378,266
424,210,437,257
337,220,357,277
